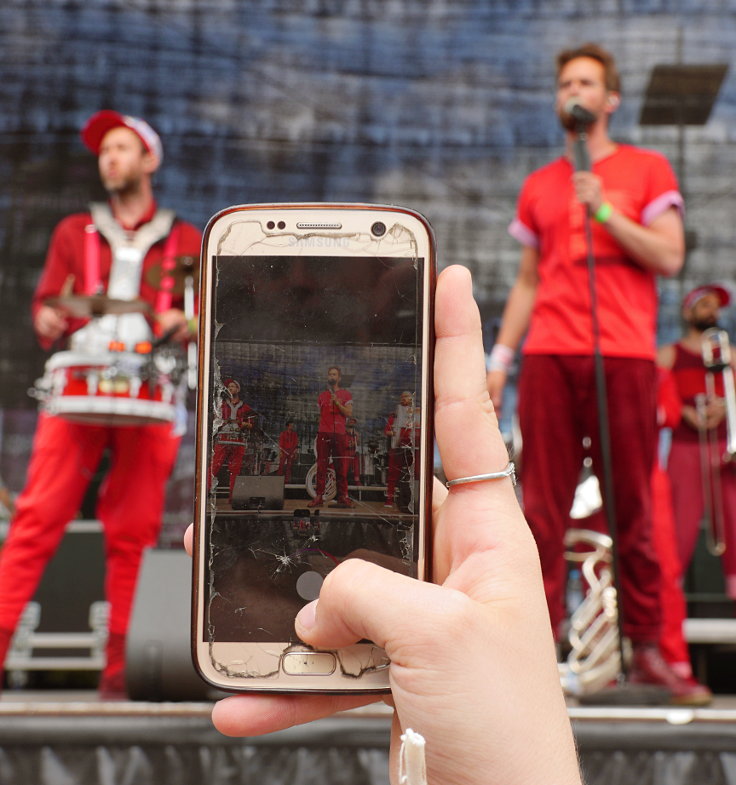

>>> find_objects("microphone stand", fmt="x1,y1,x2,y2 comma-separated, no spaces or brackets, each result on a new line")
572,128,667,705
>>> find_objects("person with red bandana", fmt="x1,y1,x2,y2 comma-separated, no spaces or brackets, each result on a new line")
658,284,736,599
0,111,201,698
210,379,256,501
485,43,704,702
308,366,354,508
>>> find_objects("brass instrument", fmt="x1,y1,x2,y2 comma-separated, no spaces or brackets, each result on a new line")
559,528,624,696
699,327,735,555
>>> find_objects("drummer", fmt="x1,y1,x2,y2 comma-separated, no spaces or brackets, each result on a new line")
0,111,201,698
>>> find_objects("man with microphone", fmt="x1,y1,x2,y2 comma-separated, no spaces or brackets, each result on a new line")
308,365,354,508
486,43,707,702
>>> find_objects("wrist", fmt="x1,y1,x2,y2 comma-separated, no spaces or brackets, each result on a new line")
593,201,613,224
486,344,515,373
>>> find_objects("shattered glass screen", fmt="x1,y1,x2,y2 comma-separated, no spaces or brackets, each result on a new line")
205,253,425,644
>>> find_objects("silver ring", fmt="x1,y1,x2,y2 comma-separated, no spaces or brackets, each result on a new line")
445,461,516,488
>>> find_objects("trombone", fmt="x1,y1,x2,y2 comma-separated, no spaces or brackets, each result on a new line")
698,328,736,555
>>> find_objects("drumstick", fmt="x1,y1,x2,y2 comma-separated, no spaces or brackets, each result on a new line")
151,323,181,348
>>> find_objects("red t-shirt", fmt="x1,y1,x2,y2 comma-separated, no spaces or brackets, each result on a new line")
509,145,682,359
317,388,352,434
32,204,202,349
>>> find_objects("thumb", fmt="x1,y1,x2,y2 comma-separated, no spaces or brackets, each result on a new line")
295,558,467,658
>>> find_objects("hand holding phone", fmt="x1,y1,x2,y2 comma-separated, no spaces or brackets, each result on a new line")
207,266,582,785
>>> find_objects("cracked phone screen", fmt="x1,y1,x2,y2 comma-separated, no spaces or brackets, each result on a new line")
200,216,427,678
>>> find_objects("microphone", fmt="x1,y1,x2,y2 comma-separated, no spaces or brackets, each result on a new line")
565,98,594,172
564,98,596,128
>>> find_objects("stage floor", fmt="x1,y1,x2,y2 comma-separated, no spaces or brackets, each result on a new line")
3,687,736,711
1,692,735,784
215,497,411,515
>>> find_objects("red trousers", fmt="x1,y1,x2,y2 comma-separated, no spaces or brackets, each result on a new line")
518,355,661,642
0,414,180,643
668,435,736,598
211,442,245,497
277,452,295,483
387,446,420,501
315,432,348,499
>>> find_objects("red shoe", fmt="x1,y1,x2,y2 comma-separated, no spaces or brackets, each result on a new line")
333,497,355,508
307,497,323,508
629,643,712,707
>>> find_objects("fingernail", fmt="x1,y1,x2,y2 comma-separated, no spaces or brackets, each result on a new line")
296,600,318,631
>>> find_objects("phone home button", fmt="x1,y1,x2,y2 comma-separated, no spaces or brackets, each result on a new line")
282,651,337,676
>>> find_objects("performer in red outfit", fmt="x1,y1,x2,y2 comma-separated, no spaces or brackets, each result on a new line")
384,391,415,508
308,366,353,508
276,421,298,483
0,111,201,697
485,43,704,702
658,284,736,598
210,379,256,500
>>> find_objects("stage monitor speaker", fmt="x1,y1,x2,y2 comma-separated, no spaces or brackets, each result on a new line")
125,548,224,701
231,474,285,510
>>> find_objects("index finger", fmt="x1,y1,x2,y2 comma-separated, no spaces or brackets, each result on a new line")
433,265,511,484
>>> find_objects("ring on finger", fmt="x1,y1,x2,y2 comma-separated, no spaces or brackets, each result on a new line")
445,462,516,488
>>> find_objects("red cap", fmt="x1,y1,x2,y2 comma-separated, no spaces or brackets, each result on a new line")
682,284,731,311
81,110,163,162
224,379,241,392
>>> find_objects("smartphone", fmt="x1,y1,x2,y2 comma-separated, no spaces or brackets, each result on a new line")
191,204,435,692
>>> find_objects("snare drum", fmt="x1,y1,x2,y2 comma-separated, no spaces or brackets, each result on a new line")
36,350,178,426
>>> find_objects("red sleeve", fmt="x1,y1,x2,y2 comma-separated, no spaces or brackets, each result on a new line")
509,174,541,249
32,214,91,350
640,152,683,226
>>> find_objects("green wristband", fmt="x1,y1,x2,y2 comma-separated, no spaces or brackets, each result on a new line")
593,202,613,223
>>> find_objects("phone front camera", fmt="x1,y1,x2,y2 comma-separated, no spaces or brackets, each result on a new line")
266,221,275,230
277,221,286,230
371,221,387,237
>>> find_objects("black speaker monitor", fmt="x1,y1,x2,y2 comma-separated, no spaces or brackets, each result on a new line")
231,475,285,510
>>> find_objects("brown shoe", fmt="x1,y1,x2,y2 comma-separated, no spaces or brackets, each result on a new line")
629,643,712,707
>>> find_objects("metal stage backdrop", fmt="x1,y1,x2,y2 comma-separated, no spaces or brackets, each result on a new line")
2,0,736,540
